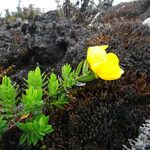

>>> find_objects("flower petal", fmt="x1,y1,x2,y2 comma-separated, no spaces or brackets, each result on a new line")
87,45,124,80
106,53,119,65
87,46,108,65
91,61,124,80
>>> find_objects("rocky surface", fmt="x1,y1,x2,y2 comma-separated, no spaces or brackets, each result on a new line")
124,120,150,150
0,13,91,83
0,0,149,74
0,25,24,67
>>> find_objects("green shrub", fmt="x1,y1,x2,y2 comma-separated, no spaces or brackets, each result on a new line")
0,60,95,146
0,76,18,119
17,115,54,146
22,87,43,115
0,117,8,139
48,72,60,97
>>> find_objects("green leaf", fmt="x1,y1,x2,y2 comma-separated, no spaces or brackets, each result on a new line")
17,115,54,146
61,64,76,88
82,60,90,75
0,117,8,135
48,73,59,97
76,73,96,82
22,86,43,115
43,125,54,133
75,60,83,76
0,76,17,117
19,133,27,145
50,93,69,108
38,115,49,128
27,133,31,145
31,132,38,146
34,129,43,141
17,122,33,132
27,67,44,89
62,64,72,81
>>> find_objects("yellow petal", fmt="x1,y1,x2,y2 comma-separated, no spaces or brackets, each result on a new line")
91,61,124,80
98,67,124,80
87,45,124,80
106,53,119,65
98,45,109,50
87,45,108,65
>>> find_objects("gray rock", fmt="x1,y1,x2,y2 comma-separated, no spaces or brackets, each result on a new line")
143,18,150,28
124,120,150,150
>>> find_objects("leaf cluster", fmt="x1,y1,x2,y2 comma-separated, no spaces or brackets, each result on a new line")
17,115,54,146
0,117,8,139
76,60,96,83
0,76,17,118
0,60,96,146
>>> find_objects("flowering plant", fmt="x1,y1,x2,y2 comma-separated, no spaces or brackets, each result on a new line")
87,45,124,80
0,45,124,146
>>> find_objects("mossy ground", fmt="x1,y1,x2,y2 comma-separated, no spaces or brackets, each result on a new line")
0,1,150,149
1,69,149,150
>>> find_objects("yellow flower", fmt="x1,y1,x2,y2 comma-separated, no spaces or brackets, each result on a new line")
87,45,124,80
87,45,108,65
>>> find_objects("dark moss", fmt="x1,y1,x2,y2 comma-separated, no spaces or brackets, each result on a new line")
87,23,150,73
50,70,150,150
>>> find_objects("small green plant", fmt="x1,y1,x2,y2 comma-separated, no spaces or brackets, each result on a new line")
61,63,76,88
48,72,69,108
48,73,60,97
47,61,96,108
61,61,96,88
17,115,54,146
26,66,45,89
0,60,96,146
0,117,8,139
0,76,18,119
22,86,43,115
50,93,69,108
75,60,96,82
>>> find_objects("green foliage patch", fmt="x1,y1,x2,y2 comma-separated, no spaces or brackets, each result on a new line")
17,115,54,146
0,60,96,146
